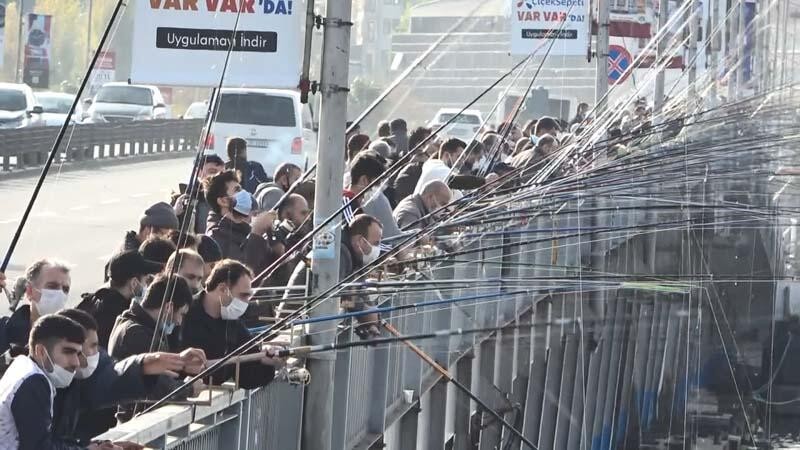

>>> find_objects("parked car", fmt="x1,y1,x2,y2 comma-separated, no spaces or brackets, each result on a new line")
35,91,78,126
429,108,483,140
183,101,208,119
85,82,170,123
0,82,44,129
204,88,316,176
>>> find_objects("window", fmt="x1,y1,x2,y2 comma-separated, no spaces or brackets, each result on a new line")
0,90,27,111
96,86,153,106
216,93,296,127
36,94,74,114
367,21,376,42
438,113,481,124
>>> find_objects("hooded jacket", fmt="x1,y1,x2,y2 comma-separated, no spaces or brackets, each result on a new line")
205,212,272,275
76,288,131,349
107,303,188,423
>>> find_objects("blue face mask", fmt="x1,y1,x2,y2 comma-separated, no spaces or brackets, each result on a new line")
162,321,176,335
232,190,253,216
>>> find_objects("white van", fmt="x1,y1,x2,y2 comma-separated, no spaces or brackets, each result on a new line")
205,88,316,177
429,108,483,141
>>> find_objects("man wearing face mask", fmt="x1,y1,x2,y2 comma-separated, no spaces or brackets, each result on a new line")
109,274,202,423
343,152,402,252
53,309,204,445
182,260,284,388
205,170,278,275
0,259,71,374
283,215,384,338
78,251,162,349
393,180,453,230
0,315,92,449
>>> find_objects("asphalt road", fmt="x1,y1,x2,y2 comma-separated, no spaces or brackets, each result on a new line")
0,156,195,309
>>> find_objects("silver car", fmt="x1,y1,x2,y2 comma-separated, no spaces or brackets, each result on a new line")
86,83,170,123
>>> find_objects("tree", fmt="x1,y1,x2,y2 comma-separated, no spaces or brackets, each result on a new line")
2,0,116,90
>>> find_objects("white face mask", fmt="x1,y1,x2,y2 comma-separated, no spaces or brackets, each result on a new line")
220,294,249,320
361,237,381,265
43,349,75,388
75,352,100,380
36,289,68,315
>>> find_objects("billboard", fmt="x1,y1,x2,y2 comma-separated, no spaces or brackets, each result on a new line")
510,0,590,56
131,0,302,88
23,13,51,89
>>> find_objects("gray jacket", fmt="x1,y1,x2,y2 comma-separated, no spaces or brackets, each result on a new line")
362,192,402,239
393,194,429,230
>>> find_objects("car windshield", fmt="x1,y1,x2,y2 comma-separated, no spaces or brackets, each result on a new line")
438,113,481,125
0,89,28,111
36,94,73,114
216,93,296,127
96,86,153,106
185,102,208,119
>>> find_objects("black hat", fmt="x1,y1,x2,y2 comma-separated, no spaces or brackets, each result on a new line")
198,235,223,263
140,202,179,230
108,250,163,282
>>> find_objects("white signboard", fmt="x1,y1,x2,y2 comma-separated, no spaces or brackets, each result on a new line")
510,0,590,56
88,51,115,96
131,0,302,88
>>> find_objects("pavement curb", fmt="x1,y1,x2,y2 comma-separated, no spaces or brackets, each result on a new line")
0,152,196,182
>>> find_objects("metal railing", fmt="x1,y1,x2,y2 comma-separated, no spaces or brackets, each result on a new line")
0,119,203,172
97,129,787,449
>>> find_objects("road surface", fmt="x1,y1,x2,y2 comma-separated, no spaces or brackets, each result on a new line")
0,156,195,309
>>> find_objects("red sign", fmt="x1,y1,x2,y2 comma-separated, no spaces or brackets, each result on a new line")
608,45,633,84
95,51,115,70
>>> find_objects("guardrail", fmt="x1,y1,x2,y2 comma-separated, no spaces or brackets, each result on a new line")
0,119,204,172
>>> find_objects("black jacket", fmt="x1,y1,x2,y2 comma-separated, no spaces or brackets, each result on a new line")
225,160,269,194
181,292,275,389
103,231,142,282
53,351,155,445
392,162,423,204
108,303,188,422
77,287,131,349
0,304,31,354
206,212,272,275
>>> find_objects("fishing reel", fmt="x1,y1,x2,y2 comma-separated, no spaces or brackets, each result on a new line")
276,366,311,386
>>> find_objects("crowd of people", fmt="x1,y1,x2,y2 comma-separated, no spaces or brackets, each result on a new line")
0,104,623,449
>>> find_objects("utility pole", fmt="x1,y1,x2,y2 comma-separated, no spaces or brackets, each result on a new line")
687,0,699,99
595,0,610,109
15,0,25,83
653,0,669,113
86,0,93,69
303,0,352,449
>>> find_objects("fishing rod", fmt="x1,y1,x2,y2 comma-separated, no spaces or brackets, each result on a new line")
249,54,535,286
381,320,538,450
0,0,126,274
269,4,485,212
